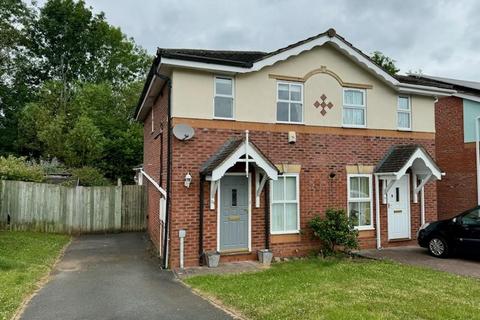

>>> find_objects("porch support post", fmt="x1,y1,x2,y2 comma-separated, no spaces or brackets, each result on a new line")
414,173,431,194
264,182,270,249
375,175,381,249
255,172,268,208
421,186,426,226
210,180,219,210
412,173,418,203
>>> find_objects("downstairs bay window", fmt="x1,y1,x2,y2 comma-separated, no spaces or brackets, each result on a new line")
270,174,300,234
347,174,373,230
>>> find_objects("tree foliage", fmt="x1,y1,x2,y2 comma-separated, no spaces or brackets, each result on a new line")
0,155,45,182
371,51,400,75
1,0,150,183
308,209,359,255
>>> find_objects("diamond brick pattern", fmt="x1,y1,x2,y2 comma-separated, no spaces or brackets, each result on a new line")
314,93,334,116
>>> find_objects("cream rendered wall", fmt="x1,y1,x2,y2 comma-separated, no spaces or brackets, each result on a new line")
171,43,435,132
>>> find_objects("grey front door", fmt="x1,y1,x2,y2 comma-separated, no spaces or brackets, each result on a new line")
220,175,249,252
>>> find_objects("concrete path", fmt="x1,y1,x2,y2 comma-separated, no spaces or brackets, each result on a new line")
20,233,232,320
359,246,480,278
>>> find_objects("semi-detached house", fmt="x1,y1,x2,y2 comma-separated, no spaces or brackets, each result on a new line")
134,28,455,268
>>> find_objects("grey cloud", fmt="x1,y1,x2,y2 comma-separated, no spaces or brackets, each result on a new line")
51,0,480,80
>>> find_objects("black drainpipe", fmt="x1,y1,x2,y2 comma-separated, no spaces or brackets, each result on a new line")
155,71,172,269
199,174,205,264
264,180,270,249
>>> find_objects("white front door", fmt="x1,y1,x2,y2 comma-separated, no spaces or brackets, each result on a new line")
387,174,411,240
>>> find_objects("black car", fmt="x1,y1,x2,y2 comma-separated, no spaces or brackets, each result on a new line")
418,206,480,258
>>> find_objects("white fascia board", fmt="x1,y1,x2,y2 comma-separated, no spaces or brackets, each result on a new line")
136,62,163,121
161,57,248,74
398,83,456,97
454,93,480,103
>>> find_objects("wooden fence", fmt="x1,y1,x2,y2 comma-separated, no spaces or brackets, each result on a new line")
0,180,147,233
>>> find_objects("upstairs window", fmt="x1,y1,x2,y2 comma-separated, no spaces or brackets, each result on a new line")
214,76,234,119
397,96,411,130
343,89,366,127
276,82,303,123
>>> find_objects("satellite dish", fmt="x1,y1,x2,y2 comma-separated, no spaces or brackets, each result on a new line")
173,124,195,141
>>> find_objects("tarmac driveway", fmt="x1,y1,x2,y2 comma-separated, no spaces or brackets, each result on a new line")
20,233,231,320
359,246,480,278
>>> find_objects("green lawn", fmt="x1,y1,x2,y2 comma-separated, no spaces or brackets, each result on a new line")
185,258,480,320
0,231,70,320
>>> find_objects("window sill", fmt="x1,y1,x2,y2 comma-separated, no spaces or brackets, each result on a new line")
342,125,367,129
270,231,300,235
397,128,412,132
354,227,375,231
275,121,304,125
213,117,235,121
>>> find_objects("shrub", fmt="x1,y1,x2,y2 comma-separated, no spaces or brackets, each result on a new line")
0,156,45,182
308,208,359,255
69,167,111,186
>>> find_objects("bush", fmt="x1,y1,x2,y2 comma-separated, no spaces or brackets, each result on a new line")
0,156,45,182
308,208,359,255
69,167,111,186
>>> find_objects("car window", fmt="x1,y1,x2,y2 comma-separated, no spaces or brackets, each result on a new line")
462,209,480,226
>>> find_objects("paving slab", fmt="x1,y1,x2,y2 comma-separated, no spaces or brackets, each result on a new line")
358,245,480,278
20,233,232,320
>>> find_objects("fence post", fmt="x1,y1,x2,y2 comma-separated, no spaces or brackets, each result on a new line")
114,179,122,231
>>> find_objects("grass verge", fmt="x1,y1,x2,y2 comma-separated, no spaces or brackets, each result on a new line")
185,257,480,320
0,231,70,320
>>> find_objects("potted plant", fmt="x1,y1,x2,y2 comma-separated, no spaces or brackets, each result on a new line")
205,251,220,268
258,249,273,265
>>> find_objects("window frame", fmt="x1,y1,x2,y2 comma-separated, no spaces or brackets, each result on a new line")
270,173,300,234
347,173,374,230
213,75,235,120
342,88,367,128
276,81,304,124
397,95,412,131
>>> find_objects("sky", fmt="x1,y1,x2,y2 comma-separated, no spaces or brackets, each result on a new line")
49,0,480,81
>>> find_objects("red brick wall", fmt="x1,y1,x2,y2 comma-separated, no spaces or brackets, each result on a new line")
435,96,477,220
166,124,437,268
143,86,169,256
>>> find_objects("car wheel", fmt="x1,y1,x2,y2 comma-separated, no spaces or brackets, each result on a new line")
428,237,449,258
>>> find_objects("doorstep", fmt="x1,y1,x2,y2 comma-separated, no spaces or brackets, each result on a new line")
174,261,268,279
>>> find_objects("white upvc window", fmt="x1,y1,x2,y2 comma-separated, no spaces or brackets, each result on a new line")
214,76,234,119
276,82,303,123
270,174,300,234
347,174,373,230
343,88,366,127
397,96,411,130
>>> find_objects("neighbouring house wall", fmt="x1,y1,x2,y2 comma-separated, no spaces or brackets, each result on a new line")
435,96,477,220
167,119,437,268
463,99,480,142
171,44,436,132
143,84,169,255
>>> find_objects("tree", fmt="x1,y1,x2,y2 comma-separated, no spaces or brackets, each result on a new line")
31,0,150,86
371,51,400,75
64,115,105,167
0,0,37,154
1,0,151,158
18,80,143,183
3,0,150,183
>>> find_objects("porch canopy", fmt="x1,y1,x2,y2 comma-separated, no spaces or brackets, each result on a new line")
373,144,443,248
200,135,278,209
375,144,442,192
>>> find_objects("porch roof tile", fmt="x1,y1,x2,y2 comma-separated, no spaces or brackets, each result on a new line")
374,144,434,174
